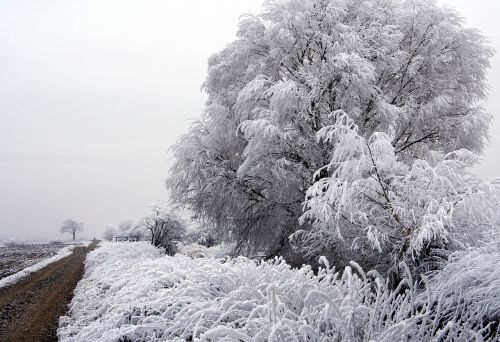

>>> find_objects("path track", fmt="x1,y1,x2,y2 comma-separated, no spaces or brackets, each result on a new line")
0,241,98,342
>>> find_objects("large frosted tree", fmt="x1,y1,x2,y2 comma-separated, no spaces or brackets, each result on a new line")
167,0,497,269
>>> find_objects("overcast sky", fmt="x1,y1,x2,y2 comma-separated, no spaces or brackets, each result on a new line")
0,0,499,240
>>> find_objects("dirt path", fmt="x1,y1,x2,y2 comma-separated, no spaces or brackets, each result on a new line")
0,241,98,342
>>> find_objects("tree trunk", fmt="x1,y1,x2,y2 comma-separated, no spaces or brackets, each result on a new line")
72,231,75,240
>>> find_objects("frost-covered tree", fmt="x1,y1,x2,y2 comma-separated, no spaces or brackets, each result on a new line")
297,112,500,276
118,220,133,234
167,0,494,266
139,203,186,255
126,220,146,240
102,224,117,241
60,218,83,241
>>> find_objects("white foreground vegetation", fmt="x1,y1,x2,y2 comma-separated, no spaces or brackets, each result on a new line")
58,242,499,341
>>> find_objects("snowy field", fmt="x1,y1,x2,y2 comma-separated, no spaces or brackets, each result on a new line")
0,240,92,288
0,243,67,279
58,242,499,341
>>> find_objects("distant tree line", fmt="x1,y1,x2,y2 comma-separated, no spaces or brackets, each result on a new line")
101,203,186,255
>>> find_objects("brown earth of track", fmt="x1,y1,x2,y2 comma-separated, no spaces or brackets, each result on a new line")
0,241,98,342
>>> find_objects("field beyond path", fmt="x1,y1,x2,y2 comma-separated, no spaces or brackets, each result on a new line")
0,241,98,342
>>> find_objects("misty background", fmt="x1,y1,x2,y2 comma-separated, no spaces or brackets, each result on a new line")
1,0,499,240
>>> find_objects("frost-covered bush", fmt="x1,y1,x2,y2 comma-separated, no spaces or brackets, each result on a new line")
58,242,498,341
185,224,219,248
417,245,500,336
177,242,234,259
134,203,186,255
177,243,209,258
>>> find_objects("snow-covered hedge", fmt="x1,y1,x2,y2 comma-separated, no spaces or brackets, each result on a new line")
420,246,500,332
58,242,498,341
177,242,233,259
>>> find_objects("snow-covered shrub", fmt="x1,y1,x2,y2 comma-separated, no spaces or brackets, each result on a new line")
133,203,186,255
177,243,209,258
185,224,219,248
177,242,234,259
205,243,234,258
417,245,500,336
58,242,498,341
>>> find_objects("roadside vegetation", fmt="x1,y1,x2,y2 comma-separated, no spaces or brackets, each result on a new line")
94,0,500,340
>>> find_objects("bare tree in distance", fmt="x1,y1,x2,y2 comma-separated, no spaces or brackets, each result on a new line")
60,218,83,241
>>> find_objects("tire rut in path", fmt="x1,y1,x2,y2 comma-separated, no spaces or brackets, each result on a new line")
0,241,98,342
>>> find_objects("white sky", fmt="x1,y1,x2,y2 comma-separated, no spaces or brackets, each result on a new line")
0,0,498,240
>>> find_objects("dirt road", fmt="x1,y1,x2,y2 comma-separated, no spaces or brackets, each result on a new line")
0,242,98,342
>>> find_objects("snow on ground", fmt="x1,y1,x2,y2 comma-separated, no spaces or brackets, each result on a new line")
0,245,75,289
0,243,64,279
58,242,498,342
